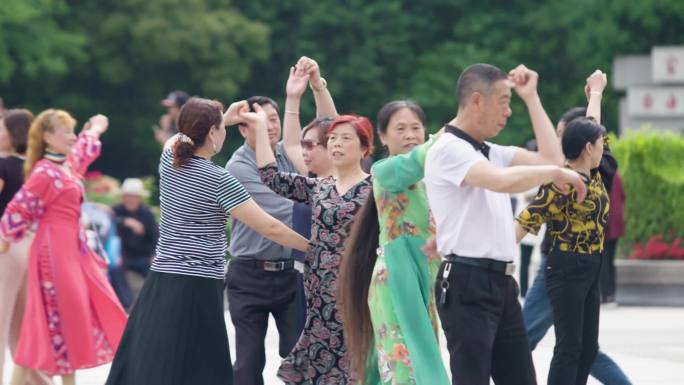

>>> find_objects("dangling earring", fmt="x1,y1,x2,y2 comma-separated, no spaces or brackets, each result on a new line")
212,139,217,155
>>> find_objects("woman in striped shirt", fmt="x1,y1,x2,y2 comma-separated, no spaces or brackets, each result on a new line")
105,98,309,385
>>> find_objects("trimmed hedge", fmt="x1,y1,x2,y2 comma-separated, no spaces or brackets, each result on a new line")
611,130,684,259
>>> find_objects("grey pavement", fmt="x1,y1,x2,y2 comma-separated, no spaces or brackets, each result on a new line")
3,305,683,384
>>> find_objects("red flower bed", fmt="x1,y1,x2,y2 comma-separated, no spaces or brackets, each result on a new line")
631,235,684,260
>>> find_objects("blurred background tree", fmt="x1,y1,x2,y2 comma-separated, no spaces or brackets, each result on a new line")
1,0,683,178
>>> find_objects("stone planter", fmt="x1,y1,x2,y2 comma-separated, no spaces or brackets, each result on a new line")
616,260,684,306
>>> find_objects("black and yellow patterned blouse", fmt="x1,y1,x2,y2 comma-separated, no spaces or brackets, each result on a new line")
516,170,610,254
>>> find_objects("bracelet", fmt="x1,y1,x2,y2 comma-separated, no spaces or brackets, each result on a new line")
590,91,603,96
285,110,299,115
310,77,327,92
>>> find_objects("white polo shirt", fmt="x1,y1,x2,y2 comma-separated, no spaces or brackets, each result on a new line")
424,133,519,262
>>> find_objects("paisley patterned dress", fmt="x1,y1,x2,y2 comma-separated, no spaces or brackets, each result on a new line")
259,164,371,385
366,136,449,385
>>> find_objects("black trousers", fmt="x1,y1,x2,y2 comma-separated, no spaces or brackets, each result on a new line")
545,251,602,385
600,239,618,301
435,262,537,385
226,259,303,385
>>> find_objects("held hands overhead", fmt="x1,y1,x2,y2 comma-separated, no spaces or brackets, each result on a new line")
508,65,539,102
585,70,608,101
84,114,110,136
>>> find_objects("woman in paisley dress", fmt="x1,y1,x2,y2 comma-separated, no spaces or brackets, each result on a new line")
253,109,373,384
339,101,449,385
0,110,127,385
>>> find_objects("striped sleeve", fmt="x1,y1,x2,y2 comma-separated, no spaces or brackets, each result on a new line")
217,170,251,213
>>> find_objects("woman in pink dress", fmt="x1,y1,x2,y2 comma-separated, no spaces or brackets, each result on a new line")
0,109,127,385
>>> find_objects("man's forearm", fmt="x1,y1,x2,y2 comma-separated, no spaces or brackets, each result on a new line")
525,94,563,165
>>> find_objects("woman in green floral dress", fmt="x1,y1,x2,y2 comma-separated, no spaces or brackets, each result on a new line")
339,101,449,385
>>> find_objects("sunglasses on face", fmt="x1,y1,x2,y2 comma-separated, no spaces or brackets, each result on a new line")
300,139,323,150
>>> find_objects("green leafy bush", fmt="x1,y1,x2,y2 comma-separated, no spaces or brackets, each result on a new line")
611,130,684,258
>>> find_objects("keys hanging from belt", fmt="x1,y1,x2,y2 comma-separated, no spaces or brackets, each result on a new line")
439,262,452,307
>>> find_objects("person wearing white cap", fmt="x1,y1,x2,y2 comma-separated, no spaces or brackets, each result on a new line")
112,178,159,289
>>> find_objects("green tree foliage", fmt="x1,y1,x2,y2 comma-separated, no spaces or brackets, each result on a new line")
235,0,684,144
0,0,85,83
1,0,683,179
0,0,268,178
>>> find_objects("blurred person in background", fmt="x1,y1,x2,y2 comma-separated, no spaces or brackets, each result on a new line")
0,108,54,385
153,90,189,145
112,178,158,298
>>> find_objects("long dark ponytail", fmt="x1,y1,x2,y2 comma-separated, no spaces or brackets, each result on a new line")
338,189,380,381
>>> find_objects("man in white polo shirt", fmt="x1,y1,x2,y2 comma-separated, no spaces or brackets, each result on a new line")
425,63,587,385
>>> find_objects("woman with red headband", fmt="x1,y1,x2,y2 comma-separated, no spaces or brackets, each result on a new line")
250,106,373,384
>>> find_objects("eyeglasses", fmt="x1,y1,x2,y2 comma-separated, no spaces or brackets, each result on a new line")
300,139,323,150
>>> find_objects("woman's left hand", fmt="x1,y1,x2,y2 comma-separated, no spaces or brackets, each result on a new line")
87,114,110,136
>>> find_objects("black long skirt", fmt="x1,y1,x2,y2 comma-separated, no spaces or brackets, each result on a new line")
105,271,233,385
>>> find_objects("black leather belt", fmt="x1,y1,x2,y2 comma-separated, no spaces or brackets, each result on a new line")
233,258,303,273
445,255,516,276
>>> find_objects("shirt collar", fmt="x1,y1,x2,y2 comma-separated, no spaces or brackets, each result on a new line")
445,125,490,159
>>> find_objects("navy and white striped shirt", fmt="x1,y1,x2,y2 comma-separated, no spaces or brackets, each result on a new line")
151,150,251,279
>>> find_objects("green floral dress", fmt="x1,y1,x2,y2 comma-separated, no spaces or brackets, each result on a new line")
366,136,449,385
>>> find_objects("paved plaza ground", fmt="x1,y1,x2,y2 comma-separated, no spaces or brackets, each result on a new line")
3,304,683,384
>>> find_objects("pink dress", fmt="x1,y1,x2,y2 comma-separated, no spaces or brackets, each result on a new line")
0,133,127,376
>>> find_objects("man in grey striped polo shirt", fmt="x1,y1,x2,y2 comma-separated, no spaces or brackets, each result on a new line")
226,96,302,385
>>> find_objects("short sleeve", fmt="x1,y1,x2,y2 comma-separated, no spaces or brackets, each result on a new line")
437,139,484,187
516,183,569,235
217,171,251,213
489,143,518,167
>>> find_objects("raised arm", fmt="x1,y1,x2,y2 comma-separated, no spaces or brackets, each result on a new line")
230,199,309,252
216,171,309,253
372,130,443,193
282,64,310,175
244,102,317,203
508,65,564,167
585,70,608,123
70,114,108,177
300,56,338,118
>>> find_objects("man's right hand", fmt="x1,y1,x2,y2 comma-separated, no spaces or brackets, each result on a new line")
552,168,587,202
509,65,539,103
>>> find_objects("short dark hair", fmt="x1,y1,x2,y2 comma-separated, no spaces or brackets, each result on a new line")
456,63,508,108
246,96,279,113
559,107,587,125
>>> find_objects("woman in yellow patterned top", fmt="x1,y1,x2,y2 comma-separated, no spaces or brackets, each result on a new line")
515,107,609,385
